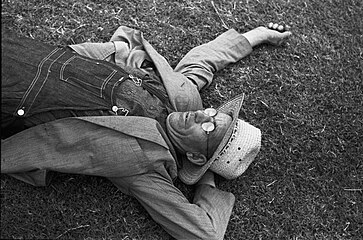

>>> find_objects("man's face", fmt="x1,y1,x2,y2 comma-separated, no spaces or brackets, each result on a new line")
166,110,233,157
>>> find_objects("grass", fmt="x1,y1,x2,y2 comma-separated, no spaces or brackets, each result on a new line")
1,0,362,239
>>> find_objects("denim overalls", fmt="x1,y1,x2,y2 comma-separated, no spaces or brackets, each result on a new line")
1,31,172,138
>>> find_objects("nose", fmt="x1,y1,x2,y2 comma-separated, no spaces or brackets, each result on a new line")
194,110,213,123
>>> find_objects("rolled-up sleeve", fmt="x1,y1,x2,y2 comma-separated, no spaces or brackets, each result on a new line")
110,171,235,240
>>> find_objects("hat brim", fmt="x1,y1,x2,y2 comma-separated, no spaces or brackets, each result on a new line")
178,94,245,185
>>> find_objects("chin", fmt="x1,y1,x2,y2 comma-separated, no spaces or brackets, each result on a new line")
165,114,173,133
165,115,185,153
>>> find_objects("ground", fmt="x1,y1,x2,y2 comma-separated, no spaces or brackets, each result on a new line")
1,0,362,239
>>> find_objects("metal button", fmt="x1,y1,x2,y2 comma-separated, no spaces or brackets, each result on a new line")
112,106,118,112
17,109,25,116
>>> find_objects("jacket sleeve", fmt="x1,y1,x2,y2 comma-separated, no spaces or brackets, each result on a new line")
109,171,235,240
174,29,253,90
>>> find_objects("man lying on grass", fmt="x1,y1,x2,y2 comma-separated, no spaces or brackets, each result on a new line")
1,22,291,239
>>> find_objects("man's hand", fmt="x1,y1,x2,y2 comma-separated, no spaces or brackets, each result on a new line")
242,22,292,47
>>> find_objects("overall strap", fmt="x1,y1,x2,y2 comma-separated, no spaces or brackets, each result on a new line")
123,65,175,113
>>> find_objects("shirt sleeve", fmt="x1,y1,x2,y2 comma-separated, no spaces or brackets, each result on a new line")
174,29,253,90
68,42,116,61
109,26,153,69
69,26,152,71
109,171,235,240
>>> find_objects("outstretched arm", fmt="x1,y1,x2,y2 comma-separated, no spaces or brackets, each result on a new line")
109,170,234,240
174,23,292,90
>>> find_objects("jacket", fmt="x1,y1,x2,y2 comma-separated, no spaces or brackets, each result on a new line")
1,26,253,239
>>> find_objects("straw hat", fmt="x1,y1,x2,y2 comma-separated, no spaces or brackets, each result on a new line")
178,94,261,185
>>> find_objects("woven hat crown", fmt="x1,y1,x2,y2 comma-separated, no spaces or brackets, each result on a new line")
209,119,261,179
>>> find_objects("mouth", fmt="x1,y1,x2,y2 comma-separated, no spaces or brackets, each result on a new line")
185,112,194,128
185,112,189,125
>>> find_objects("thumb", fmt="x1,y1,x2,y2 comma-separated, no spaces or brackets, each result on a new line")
277,31,292,45
281,31,292,38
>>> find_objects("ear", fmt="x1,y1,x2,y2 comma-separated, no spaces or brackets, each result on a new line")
186,152,207,166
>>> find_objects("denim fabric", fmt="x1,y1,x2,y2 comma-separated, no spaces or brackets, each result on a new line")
1,31,171,138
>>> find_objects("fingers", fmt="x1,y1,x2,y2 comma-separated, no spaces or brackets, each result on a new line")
268,22,290,32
